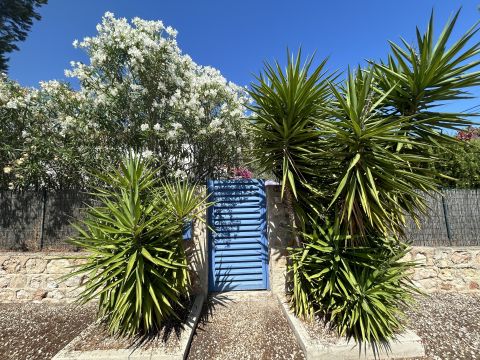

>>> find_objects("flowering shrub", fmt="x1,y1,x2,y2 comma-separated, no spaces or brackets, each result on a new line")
456,126,480,141
231,167,253,179
0,13,250,190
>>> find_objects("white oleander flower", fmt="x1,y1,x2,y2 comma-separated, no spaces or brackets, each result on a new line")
140,123,149,131
153,123,161,131
5,100,17,109
142,149,153,158
3,167,12,174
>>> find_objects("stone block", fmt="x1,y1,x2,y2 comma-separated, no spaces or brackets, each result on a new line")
438,269,454,281
64,275,83,288
451,251,472,265
412,268,436,281
416,278,438,290
46,259,71,274
28,275,44,289
16,289,33,300
25,258,48,273
10,274,27,288
0,276,10,288
440,282,454,291
475,253,480,265
0,289,15,301
47,289,66,300
414,253,427,264
33,289,48,301
46,277,61,289
1,257,21,273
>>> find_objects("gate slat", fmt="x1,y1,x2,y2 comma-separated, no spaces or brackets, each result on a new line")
208,179,269,292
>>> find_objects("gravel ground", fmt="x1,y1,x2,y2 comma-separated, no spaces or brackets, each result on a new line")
0,302,96,360
188,291,305,360
405,293,480,360
302,293,480,360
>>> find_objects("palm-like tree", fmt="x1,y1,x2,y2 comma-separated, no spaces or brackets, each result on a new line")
248,10,480,348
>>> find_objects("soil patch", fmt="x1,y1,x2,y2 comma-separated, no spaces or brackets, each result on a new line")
0,302,95,360
70,298,193,355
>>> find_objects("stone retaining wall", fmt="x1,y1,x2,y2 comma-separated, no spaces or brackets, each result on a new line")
0,236,478,303
406,247,480,292
0,252,86,302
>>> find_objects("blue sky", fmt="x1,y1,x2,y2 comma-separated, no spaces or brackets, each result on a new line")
6,0,480,113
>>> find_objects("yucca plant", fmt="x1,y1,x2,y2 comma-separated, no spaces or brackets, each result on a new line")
289,220,418,354
323,67,439,239
249,9,480,355
248,50,332,239
65,153,210,336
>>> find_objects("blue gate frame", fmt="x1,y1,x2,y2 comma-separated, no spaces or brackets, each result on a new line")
207,179,269,292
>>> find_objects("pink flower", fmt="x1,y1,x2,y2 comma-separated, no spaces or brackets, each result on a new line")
232,167,253,179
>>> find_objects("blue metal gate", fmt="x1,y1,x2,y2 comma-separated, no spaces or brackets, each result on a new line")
207,179,269,291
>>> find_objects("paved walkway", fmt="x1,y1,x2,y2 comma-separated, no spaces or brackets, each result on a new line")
188,291,305,360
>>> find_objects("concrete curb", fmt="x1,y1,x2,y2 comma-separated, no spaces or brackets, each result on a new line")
53,294,205,360
277,295,425,360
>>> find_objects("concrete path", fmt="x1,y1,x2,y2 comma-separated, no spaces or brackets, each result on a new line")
187,291,305,360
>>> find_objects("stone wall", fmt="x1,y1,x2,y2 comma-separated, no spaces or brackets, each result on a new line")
0,252,86,302
186,217,208,296
266,184,290,296
0,219,209,303
406,247,480,292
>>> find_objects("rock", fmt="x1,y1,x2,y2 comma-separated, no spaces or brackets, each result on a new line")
46,277,60,289
0,276,10,288
10,275,27,288
469,281,479,290
413,268,437,281
28,276,43,289
25,258,47,273
33,289,48,301
46,289,65,300
16,289,31,300
438,270,454,281
415,253,427,264
1,258,21,273
0,289,15,301
417,278,438,290
440,282,454,291
451,251,472,265
46,259,71,274
64,275,84,287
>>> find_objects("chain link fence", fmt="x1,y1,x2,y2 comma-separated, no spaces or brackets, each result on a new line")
0,189,479,251
404,189,480,246
0,191,91,251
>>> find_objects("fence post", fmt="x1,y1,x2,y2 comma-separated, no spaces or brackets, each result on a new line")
441,193,453,246
39,189,47,250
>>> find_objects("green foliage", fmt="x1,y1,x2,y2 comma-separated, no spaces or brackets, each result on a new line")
65,153,210,336
433,138,480,188
374,10,480,126
0,0,48,72
289,220,417,352
323,68,438,238
248,9,480,352
248,50,331,200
